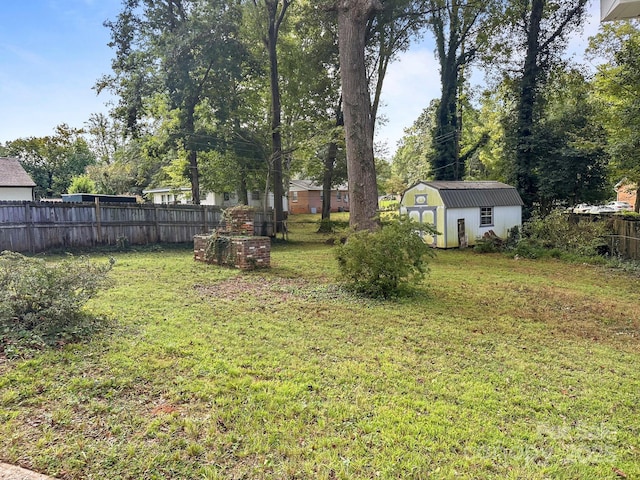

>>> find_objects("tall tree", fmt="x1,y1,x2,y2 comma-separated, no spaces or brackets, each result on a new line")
588,21,640,211
534,68,609,211
99,0,245,204
426,0,496,180
336,0,383,231
249,0,291,232
392,101,437,184
497,0,589,210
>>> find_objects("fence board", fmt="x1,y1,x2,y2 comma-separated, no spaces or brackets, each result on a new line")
610,217,640,261
0,201,273,253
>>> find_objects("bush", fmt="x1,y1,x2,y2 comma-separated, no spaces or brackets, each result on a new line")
618,211,640,221
335,217,436,298
496,210,612,259
0,252,114,355
521,210,611,257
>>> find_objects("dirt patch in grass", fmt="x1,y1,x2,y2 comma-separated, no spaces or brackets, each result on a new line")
194,275,353,305
194,275,308,302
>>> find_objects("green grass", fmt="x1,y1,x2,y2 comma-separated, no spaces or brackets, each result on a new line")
1,222,639,479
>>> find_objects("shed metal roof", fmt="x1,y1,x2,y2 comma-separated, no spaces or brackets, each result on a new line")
0,157,36,187
422,181,524,208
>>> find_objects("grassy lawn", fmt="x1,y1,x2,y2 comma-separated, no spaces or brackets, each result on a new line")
1,218,639,479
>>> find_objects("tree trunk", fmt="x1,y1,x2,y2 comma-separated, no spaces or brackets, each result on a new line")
337,0,382,232
322,108,344,221
321,144,336,220
430,0,463,181
515,0,544,213
433,62,459,180
239,173,249,205
265,0,288,234
185,107,200,205
188,149,200,205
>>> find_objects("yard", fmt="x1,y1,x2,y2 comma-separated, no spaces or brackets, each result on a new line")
1,220,639,479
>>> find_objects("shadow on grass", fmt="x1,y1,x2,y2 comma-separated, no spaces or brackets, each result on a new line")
1,312,118,360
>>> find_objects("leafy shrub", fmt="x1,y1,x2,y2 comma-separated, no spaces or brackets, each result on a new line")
0,252,114,355
204,233,234,266
516,210,611,258
335,217,436,298
618,211,640,220
379,200,400,212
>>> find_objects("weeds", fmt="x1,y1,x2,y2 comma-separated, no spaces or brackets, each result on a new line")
0,252,114,357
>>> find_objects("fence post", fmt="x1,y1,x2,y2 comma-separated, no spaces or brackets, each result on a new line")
202,205,208,234
24,203,34,253
153,205,160,242
95,198,102,244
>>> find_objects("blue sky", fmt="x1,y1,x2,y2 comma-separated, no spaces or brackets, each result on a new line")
0,1,121,143
0,1,602,157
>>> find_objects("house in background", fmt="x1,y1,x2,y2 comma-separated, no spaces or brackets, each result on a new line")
614,179,638,210
0,157,36,201
143,186,287,211
601,0,640,21
288,179,349,214
400,181,523,248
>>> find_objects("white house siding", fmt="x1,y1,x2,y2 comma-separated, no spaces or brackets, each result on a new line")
145,188,287,211
0,187,33,201
601,0,640,21
442,205,521,248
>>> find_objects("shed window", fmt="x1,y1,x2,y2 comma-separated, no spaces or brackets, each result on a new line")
480,207,493,226
292,191,298,202
337,191,342,200
251,190,260,201
223,192,230,201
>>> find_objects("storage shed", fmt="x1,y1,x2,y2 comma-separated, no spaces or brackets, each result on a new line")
400,181,524,248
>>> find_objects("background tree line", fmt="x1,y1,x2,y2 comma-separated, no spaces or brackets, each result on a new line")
1,1,638,228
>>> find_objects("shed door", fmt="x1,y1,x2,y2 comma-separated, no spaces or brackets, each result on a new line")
458,219,467,248
406,206,437,246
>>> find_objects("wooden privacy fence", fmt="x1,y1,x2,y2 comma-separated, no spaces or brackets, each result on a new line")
0,201,274,253
609,217,640,261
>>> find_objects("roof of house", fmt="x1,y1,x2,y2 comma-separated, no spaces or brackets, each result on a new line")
410,181,524,208
289,179,348,191
142,186,190,194
0,157,36,188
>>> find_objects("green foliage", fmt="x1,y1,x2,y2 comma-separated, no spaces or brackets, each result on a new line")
534,68,609,210
0,252,113,355
335,217,436,298
515,210,611,258
378,196,400,211
619,211,640,220
589,21,640,187
392,102,436,185
204,233,234,266
67,175,96,194
3,125,96,198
